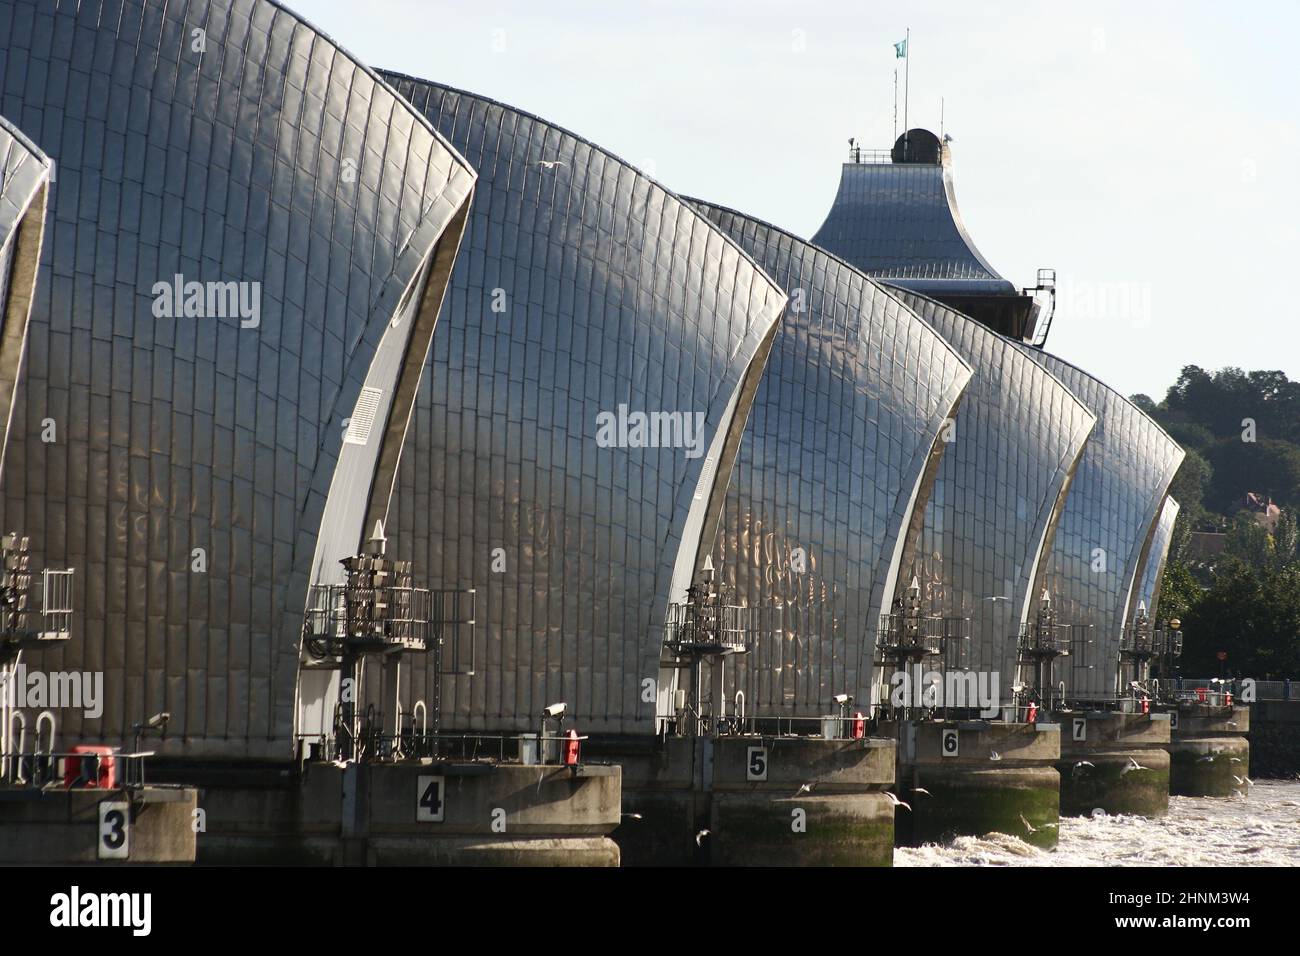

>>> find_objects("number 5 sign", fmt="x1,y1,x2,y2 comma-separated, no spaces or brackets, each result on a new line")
746,746,768,781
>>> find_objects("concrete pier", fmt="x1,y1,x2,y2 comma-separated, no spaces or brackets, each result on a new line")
176,760,621,866
1169,704,1251,797
1054,712,1171,817
0,786,198,864
885,720,1061,849
610,735,897,866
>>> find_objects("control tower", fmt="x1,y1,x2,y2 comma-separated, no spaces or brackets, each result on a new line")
813,129,1055,344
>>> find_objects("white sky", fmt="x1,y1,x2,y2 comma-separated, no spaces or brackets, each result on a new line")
293,0,1300,401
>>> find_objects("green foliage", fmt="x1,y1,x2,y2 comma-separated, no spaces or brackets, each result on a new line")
1148,365,1300,677
1205,438,1300,511
1181,564,1300,678
1166,447,1212,514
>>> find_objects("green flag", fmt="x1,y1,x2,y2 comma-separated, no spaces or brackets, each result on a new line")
894,38,907,58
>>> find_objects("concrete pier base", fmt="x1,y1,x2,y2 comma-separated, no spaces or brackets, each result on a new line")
886,720,1061,849
177,760,621,866
1169,705,1251,797
611,735,897,866
1054,712,1171,817
0,786,198,864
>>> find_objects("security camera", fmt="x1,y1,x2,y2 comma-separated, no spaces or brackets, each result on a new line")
832,693,850,705
147,712,171,730
542,702,567,719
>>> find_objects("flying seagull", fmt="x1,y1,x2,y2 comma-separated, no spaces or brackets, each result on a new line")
1020,813,1038,834
793,783,814,797
911,787,931,796
1121,758,1150,775
537,160,567,170
989,750,1002,762
883,791,912,812
695,828,710,846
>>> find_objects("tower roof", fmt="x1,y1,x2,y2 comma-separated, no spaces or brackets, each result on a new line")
813,129,1039,339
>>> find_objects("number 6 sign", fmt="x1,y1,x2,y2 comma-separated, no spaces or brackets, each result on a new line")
941,728,959,758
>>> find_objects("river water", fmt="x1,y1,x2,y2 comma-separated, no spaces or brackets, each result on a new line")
895,778,1300,866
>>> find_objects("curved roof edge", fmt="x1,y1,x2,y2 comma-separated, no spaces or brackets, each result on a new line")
377,71,785,296
0,112,53,482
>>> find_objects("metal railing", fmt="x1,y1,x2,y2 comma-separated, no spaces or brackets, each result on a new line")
663,601,757,655
296,731,584,765
1177,678,1294,701
0,749,151,789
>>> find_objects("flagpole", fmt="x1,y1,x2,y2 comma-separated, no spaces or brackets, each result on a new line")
903,27,910,155
893,68,898,142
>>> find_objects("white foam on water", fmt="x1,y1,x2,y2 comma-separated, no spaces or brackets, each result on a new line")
896,779,1300,867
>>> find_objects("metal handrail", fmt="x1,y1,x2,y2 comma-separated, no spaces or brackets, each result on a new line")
0,749,152,789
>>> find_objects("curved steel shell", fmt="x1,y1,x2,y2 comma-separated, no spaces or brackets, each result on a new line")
0,112,51,478
1132,495,1179,623
689,201,973,715
379,75,788,733
811,154,1015,296
888,288,1095,692
0,0,476,757
1009,347,1185,699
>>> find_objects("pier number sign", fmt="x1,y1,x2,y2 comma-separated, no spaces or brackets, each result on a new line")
941,728,959,757
746,746,768,781
98,800,130,860
1072,718,1087,742
416,775,446,823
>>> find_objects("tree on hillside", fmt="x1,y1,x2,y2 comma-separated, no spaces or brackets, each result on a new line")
1205,438,1300,511
1181,564,1300,678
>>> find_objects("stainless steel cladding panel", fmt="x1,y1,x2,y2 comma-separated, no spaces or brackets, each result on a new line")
1010,347,1185,700
1132,495,1180,624
380,75,788,734
890,289,1095,694
0,0,476,758
690,202,973,715
0,113,51,477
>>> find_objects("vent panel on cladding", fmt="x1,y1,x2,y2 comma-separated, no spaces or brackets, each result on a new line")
1009,346,1185,700
888,288,1095,695
0,0,475,758
690,201,972,716
379,74,787,735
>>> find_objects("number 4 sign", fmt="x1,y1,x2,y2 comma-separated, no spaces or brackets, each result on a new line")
416,775,445,822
